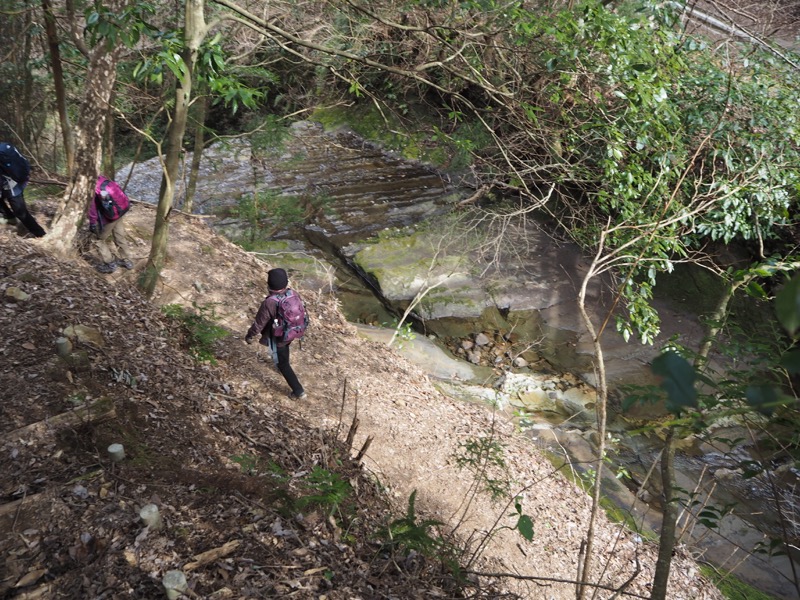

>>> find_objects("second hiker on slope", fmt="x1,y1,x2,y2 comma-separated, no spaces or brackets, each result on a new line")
245,267,309,400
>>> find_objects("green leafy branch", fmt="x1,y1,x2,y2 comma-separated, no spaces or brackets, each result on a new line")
162,302,229,364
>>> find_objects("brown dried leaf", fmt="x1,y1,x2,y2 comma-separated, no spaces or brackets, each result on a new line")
14,568,47,588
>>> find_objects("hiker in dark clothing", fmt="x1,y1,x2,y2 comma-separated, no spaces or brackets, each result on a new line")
245,268,307,400
0,142,45,237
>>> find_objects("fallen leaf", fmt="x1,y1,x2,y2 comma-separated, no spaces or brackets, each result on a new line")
15,568,47,587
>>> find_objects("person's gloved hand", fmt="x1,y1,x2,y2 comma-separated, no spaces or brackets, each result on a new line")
89,223,99,236
245,336,254,345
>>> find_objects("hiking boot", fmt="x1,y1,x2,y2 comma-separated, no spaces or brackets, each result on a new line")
289,391,307,400
96,261,117,274
116,258,134,270
1,217,17,226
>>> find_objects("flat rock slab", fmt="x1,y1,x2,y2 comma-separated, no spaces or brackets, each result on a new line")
351,222,705,386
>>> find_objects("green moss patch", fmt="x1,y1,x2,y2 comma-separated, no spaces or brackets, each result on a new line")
699,566,781,600
312,104,469,170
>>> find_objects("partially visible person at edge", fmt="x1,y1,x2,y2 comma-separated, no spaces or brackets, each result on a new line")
88,175,133,274
0,142,46,237
244,268,307,400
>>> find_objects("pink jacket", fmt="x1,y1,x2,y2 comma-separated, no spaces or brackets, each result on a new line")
88,176,128,226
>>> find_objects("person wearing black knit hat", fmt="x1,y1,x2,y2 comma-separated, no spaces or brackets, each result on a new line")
267,267,288,291
244,268,308,400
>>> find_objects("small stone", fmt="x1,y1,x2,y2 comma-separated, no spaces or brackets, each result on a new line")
513,357,529,368
713,468,739,481
139,504,162,530
163,570,188,600
5,287,30,302
56,337,73,357
62,325,105,347
108,443,125,462
475,332,491,346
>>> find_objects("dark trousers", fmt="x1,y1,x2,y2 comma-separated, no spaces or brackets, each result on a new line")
0,189,45,237
273,341,304,396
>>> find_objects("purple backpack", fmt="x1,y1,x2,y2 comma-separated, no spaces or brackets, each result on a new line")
269,290,309,343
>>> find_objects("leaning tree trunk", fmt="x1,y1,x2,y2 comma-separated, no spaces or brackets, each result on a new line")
138,0,207,297
45,43,121,254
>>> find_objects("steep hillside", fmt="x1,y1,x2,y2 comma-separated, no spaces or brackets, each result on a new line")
0,201,725,599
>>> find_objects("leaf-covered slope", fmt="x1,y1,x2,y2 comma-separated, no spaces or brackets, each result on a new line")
0,224,478,598
0,203,725,599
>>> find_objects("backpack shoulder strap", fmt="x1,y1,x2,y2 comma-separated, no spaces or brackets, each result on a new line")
96,179,110,201
266,293,282,312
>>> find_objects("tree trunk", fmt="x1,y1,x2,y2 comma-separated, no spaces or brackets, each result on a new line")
122,136,146,191
102,88,117,177
45,43,121,254
21,7,35,144
41,0,74,174
651,428,677,600
575,251,609,600
183,92,208,213
138,0,207,297
0,3,31,143
696,282,734,364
